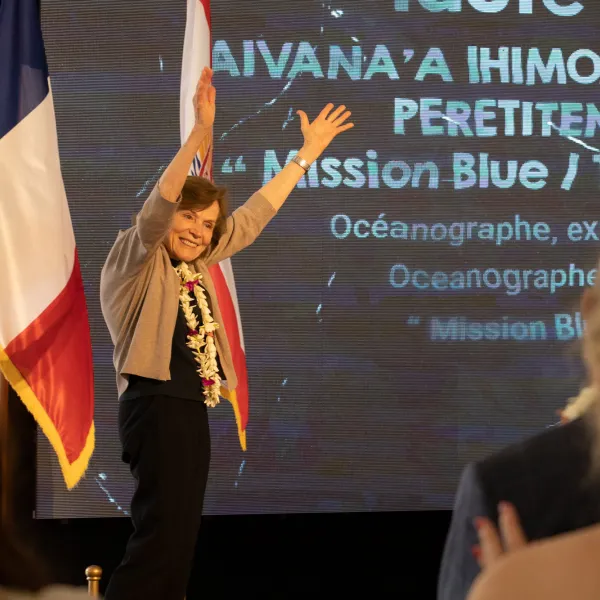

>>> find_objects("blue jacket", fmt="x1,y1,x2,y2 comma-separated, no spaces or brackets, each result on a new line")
437,417,600,600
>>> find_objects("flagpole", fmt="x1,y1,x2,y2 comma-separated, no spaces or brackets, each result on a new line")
0,373,37,527
0,372,10,523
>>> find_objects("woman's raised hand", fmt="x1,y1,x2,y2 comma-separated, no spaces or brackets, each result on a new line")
193,66,216,132
297,104,354,161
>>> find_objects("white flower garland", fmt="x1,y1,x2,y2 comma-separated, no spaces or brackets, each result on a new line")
175,262,221,407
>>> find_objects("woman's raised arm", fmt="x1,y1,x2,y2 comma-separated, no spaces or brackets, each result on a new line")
201,103,354,266
158,66,215,203
257,103,353,212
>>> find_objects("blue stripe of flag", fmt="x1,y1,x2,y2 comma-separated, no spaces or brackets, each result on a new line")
192,154,202,176
0,0,49,140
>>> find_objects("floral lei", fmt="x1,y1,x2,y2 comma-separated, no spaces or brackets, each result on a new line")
175,262,221,407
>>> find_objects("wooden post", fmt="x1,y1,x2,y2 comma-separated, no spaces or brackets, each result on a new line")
85,565,102,597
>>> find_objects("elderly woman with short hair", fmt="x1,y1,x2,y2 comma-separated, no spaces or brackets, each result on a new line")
100,67,353,600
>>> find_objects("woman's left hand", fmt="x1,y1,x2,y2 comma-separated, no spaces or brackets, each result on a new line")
297,104,354,161
473,502,528,570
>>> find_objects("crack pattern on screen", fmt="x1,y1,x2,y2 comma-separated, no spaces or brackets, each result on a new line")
282,107,295,130
219,0,348,140
135,164,167,198
96,473,129,516
547,121,600,152
220,77,298,142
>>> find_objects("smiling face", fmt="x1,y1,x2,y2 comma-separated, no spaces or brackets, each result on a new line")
164,201,221,263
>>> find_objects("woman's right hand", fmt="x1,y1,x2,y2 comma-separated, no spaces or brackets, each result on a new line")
192,66,216,133
159,66,215,202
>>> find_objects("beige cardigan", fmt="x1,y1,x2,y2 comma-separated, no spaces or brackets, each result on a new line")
100,183,276,398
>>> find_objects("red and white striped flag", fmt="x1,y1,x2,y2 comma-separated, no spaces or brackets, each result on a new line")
181,0,250,450
0,0,95,488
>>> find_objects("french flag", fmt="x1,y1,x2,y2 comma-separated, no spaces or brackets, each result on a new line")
0,0,95,488
180,0,250,450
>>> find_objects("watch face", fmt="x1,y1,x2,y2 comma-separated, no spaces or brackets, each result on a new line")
294,156,309,171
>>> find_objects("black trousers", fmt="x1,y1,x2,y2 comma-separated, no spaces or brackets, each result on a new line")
104,395,211,600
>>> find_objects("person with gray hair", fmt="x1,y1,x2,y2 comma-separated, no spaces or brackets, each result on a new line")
438,278,600,600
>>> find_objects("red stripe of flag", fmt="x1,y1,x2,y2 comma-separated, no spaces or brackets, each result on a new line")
5,251,94,464
199,0,211,30
209,264,249,433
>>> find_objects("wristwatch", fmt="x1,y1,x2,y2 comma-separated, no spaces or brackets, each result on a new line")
291,155,311,172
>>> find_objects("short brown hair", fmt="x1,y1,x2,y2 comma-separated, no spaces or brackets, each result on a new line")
180,175,229,246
